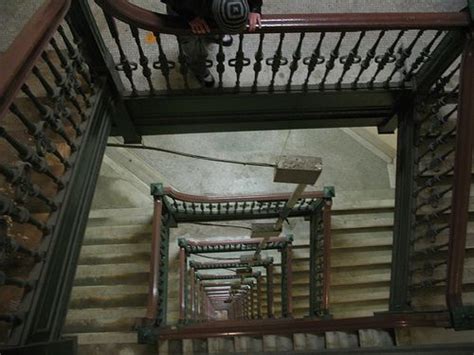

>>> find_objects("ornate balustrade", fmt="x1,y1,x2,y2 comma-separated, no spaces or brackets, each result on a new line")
93,0,471,96
0,0,113,350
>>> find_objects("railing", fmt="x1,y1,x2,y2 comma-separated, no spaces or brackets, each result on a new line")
92,0,471,95
139,184,333,342
388,11,474,330
0,0,111,349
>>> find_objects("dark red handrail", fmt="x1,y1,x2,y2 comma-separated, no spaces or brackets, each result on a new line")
0,0,71,119
95,0,470,35
163,186,325,204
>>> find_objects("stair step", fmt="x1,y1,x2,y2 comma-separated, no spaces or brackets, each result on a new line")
358,329,394,348
74,263,149,286
69,285,148,308
87,208,153,227
234,336,263,352
65,307,144,333
78,343,156,355
83,225,152,245
78,243,150,265
65,331,138,345
207,337,235,354
325,331,359,349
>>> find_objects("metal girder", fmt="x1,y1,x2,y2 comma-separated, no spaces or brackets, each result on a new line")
121,89,400,136
389,98,417,313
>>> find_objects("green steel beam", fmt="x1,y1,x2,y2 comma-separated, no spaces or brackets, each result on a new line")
120,89,401,136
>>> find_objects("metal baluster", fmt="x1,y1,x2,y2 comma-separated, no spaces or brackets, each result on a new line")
0,163,57,211
267,33,287,93
384,30,425,88
431,63,460,95
286,33,306,92
0,194,48,232
153,32,173,91
50,37,91,107
40,51,87,122
21,84,77,151
177,37,190,90
319,32,346,90
130,25,155,94
230,34,249,92
403,31,443,84
352,31,386,89
103,12,137,94
252,33,265,93
418,148,455,176
336,31,366,89
414,167,454,196
368,31,405,88
57,25,93,90
216,36,226,90
303,32,326,91
0,126,63,188
32,66,82,136
0,271,34,289
9,103,70,169
416,127,457,163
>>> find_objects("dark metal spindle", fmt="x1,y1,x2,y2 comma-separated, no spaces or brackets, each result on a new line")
352,31,386,89
40,51,87,122
0,125,63,188
216,36,226,90
57,25,93,90
32,66,83,135
0,163,57,210
21,84,76,151
103,12,137,94
252,33,265,93
176,37,190,90
403,31,443,84
384,30,425,88
286,33,306,92
9,103,70,169
368,30,405,88
230,34,249,92
0,194,48,233
130,25,155,94
303,32,326,91
319,32,346,90
267,33,287,93
50,37,91,107
336,31,366,89
153,32,173,91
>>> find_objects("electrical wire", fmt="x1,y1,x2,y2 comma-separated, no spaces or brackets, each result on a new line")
107,143,276,168
195,254,242,261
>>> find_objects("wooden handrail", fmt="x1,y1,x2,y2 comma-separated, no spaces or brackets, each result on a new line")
0,0,71,119
163,186,325,204
95,0,470,35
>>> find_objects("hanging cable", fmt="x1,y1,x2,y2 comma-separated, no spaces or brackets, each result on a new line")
107,143,276,168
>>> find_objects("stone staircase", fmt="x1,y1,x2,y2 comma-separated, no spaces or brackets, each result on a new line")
158,329,394,354
63,189,474,354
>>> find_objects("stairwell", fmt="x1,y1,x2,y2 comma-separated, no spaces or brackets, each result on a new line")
61,190,415,354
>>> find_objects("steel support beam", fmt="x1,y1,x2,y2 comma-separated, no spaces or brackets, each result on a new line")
122,89,400,136
389,97,417,312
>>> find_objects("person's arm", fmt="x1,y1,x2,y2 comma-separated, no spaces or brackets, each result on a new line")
248,0,262,14
248,0,262,32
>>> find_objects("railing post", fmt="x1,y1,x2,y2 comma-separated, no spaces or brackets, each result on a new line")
257,275,262,319
281,244,293,318
266,264,274,318
179,246,187,323
322,198,333,316
447,28,474,330
389,97,417,312
145,198,163,321
190,268,196,321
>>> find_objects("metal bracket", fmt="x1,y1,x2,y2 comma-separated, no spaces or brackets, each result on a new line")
451,306,474,330
323,186,335,199
137,325,156,345
150,183,164,196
